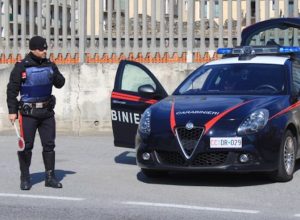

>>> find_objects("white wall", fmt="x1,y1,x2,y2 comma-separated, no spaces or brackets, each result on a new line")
0,63,199,135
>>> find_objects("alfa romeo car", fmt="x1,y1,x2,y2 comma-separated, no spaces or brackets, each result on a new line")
111,18,300,182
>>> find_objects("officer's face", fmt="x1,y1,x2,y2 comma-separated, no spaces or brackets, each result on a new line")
31,49,47,59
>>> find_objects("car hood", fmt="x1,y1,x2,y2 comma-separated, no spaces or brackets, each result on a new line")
150,95,289,134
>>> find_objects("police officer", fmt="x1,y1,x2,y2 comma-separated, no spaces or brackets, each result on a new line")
6,36,65,190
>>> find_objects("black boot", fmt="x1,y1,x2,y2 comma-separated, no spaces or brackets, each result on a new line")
17,151,32,190
42,151,62,188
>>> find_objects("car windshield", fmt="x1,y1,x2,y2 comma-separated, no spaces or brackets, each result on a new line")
174,63,287,95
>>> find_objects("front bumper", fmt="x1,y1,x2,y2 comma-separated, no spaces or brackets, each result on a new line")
136,133,280,173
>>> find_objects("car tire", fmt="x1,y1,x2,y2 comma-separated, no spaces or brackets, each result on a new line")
141,168,168,178
270,130,297,182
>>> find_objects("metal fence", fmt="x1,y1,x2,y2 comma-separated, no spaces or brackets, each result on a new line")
0,0,299,63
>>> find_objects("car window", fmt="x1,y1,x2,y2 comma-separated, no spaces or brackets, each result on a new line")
292,62,300,93
185,69,211,91
121,64,156,92
176,63,287,95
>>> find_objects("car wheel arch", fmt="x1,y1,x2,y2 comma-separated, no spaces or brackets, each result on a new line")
286,124,297,140
269,129,297,182
286,123,298,154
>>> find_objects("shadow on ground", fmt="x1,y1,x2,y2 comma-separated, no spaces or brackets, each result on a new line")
136,160,300,187
114,151,136,165
30,170,76,185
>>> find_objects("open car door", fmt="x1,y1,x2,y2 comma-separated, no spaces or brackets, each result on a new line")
241,18,300,46
111,60,168,148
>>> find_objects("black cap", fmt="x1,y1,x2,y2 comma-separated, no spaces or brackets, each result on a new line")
29,36,48,51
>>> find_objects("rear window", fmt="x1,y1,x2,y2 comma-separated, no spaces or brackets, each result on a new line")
247,27,298,47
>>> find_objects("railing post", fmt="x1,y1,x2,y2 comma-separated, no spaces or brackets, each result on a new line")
0,0,2,51
217,0,224,49
13,0,18,56
236,0,241,46
71,0,76,56
37,0,42,36
116,0,121,56
79,0,87,63
209,0,215,51
177,0,183,57
134,0,139,57
264,0,270,44
227,0,233,48
187,0,194,63
294,0,299,46
90,0,96,54
98,0,104,56
107,0,113,56
45,0,50,54
200,0,205,57
168,0,174,56
54,0,59,57
159,0,165,57
21,0,26,56
4,0,10,56
124,0,130,57
142,0,148,57
150,0,157,57
62,0,68,57
29,0,34,38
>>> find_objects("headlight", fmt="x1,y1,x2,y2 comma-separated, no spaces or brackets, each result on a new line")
138,108,151,135
237,109,269,135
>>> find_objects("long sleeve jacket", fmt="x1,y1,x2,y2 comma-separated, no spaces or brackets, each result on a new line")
7,52,65,114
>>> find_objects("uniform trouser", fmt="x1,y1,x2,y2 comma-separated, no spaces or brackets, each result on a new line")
21,115,56,152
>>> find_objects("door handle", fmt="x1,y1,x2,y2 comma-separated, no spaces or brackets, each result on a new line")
112,100,126,104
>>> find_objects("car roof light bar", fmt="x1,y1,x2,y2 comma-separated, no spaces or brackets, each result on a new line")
217,46,300,56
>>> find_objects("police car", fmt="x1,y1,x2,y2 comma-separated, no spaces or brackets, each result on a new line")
111,18,300,182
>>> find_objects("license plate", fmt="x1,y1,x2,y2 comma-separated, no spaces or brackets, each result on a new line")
210,137,242,148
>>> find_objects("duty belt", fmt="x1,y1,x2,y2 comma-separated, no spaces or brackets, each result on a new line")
23,101,49,109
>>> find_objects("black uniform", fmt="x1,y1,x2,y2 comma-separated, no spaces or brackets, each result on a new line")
7,52,65,151
7,40,65,190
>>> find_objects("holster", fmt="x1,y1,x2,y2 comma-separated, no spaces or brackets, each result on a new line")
19,102,32,115
47,95,56,111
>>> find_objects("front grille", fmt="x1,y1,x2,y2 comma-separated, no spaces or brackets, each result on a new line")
156,151,185,166
175,127,204,158
156,151,229,167
191,152,228,166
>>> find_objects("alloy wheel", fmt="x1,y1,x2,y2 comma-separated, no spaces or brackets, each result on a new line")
283,136,295,176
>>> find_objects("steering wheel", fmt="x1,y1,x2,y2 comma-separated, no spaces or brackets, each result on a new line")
255,84,278,92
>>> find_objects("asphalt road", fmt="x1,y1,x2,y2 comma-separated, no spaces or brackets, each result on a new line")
0,132,300,220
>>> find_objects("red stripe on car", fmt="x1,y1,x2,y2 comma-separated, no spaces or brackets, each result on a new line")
269,100,300,120
111,91,157,104
204,100,253,135
170,101,176,134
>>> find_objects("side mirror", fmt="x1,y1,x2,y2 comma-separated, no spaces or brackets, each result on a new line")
138,84,156,98
290,87,300,103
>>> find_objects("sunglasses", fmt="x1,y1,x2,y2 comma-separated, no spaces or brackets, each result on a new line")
37,47,48,51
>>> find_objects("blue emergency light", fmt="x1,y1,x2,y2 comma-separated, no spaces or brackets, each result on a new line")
216,48,232,54
217,46,300,55
279,46,300,53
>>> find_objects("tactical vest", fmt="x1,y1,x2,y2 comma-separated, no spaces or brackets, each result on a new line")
20,66,54,103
